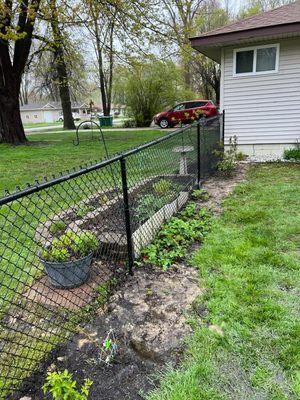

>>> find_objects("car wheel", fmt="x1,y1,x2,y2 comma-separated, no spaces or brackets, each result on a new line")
159,118,169,129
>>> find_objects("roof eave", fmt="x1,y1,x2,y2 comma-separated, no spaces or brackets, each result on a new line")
190,22,300,63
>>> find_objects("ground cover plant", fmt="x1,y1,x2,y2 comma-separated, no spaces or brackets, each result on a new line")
147,163,300,400
283,142,300,161
142,203,212,270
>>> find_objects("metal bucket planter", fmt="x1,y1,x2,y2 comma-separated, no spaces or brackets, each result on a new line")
41,253,93,289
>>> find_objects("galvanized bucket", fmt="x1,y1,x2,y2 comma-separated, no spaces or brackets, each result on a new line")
42,253,93,289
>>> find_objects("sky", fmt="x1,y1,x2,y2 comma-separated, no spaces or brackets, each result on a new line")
221,0,247,13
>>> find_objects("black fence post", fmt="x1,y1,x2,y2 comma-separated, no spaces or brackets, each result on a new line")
197,121,201,188
120,156,134,275
222,110,225,144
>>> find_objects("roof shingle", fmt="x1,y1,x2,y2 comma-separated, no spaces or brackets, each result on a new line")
198,0,300,38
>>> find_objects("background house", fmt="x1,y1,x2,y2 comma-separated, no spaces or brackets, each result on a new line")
95,103,127,117
20,102,90,124
190,1,300,157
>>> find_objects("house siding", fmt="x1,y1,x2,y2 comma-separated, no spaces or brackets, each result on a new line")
222,37,300,145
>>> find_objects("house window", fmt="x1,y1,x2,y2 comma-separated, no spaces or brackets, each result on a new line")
26,115,29,119
234,44,279,76
34,115,38,119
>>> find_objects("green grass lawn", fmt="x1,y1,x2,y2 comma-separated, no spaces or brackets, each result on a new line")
147,163,300,400
0,129,164,193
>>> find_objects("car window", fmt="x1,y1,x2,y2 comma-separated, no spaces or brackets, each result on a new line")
185,101,208,109
173,104,185,111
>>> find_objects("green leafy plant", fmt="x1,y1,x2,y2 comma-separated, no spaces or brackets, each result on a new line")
42,230,98,262
142,203,211,270
49,219,67,235
135,194,168,221
43,370,93,400
215,135,239,176
153,179,172,196
191,189,210,202
283,142,300,161
76,204,94,219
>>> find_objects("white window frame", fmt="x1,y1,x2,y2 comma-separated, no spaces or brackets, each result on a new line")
233,43,280,77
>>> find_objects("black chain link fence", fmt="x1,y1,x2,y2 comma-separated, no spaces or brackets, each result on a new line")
0,114,223,398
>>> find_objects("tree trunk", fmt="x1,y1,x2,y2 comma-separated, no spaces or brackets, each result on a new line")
50,0,75,130
0,54,27,144
0,91,27,145
55,48,76,129
183,60,192,90
95,30,109,116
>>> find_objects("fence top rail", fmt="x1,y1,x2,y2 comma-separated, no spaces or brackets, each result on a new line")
0,115,221,206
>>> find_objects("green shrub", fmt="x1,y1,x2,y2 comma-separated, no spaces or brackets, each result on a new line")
283,143,300,161
43,370,93,400
49,220,67,235
122,119,136,128
215,136,238,176
153,179,172,196
42,230,99,262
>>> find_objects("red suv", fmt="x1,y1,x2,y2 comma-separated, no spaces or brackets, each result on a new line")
153,100,218,129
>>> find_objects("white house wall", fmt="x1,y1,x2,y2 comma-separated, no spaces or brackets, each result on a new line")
222,37,300,152
21,110,45,124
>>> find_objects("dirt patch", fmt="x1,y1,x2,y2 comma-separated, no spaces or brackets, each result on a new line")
202,164,249,214
13,164,250,400
13,266,201,400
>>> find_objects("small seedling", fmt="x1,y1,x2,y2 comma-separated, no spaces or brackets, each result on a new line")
98,194,109,205
98,329,118,365
146,288,153,297
42,369,93,400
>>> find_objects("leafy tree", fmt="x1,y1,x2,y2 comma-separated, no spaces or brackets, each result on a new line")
123,60,192,126
239,0,293,17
